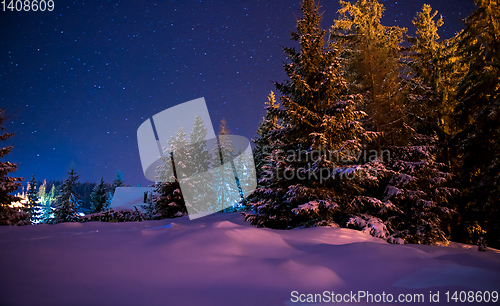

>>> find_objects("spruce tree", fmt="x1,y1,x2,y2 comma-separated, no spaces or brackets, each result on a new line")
37,180,52,223
405,4,462,150
54,166,80,222
149,127,189,219
186,115,215,211
329,0,457,245
49,184,57,207
90,178,108,213
211,119,242,212
378,145,458,244
0,108,24,208
405,4,445,137
106,170,124,208
245,0,377,229
252,91,282,184
331,0,409,148
452,0,500,248
27,174,42,224
110,170,124,196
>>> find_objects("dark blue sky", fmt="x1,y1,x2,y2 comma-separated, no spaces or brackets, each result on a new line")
1,0,475,186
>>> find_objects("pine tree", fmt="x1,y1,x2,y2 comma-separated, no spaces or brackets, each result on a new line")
110,170,124,196
329,0,457,245
405,4,445,136
106,170,124,208
49,184,57,206
331,0,409,148
0,108,24,208
184,115,215,211
378,144,458,244
53,166,80,222
27,174,42,224
405,4,462,149
90,178,108,213
253,91,282,183
452,0,500,248
364,4,459,245
149,128,190,219
245,0,378,229
211,119,242,212
37,179,52,223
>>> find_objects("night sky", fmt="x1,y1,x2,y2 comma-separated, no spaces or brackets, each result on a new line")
1,0,475,187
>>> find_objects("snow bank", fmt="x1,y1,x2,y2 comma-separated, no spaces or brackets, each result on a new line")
0,212,499,305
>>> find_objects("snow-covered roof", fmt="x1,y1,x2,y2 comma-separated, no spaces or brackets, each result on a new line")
110,187,154,212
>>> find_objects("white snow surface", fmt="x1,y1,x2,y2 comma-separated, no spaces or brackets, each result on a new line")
1,213,499,306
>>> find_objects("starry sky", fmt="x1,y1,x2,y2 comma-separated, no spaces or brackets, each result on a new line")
1,0,475,187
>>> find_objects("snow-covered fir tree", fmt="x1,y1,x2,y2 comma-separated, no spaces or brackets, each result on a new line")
373,141,458,244
27,174,42,224
245,0,378,230
48,184,57,217
405,4,446,138
330,0,457,244
0,108,24,208
147,127,190,219
0,108,28,225
331,0,410,148
451,0,500,248
211,119,243,212
185,115,215,211
252,91,282,184
404,4,462,161
110,170,124,196
90,178,108,213
245,0,457,246
53,166,80,222
37,180,52,223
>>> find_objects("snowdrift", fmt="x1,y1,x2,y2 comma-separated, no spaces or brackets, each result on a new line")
0,213,499,305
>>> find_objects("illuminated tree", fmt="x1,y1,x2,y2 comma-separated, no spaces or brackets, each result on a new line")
187,115,215,210
37,179,52,223
252,91,281,184
211,119,241,212
331,0,409,148
27,174,43,223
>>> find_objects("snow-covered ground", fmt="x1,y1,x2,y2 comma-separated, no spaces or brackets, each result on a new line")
1,213,499,306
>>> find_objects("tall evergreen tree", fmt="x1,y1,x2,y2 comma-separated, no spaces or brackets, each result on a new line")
37,179,52,223
245,0,378,229
106,170,124,207
49,184,57,206
405,4,463,151
90,178,108,213
253,91,282,183
148,127,189,219
212,119,242,212
53,166,80,222
405,4,445,137
329,0,457,245
110,170,124,196
0,108,24,208
27,174,42,223
186,115,215,211
331,0,409,147
452,0,500,248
